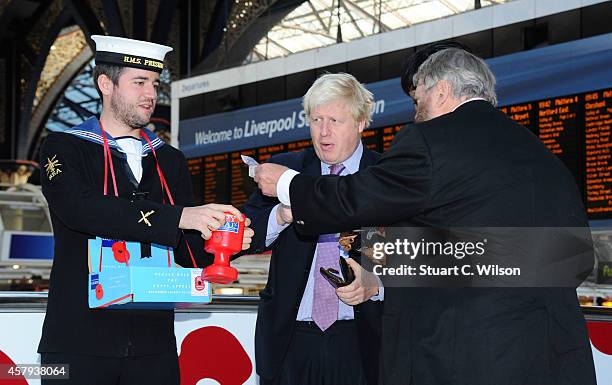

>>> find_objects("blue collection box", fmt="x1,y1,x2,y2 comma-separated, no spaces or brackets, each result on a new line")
87,237,211,309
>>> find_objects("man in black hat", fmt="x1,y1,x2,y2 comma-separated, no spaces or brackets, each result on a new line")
37,35,253,385
254,44,596,385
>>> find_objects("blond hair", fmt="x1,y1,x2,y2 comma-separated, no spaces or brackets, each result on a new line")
303,73,374,126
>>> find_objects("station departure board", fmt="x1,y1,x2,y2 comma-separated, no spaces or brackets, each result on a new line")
189,88,612,219
202,154,229,205
499,88,612,219
584,89,612,218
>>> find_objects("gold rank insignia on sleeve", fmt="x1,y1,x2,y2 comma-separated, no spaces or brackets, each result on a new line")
139,210,155,227
44,155,62,180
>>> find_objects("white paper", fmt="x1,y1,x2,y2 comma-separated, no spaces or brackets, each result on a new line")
241,155,259,178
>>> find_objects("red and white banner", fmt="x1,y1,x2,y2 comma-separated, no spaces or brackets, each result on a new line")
0,311,610,384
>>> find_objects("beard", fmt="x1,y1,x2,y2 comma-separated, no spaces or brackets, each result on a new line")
110,91,154,129
414,105,431,123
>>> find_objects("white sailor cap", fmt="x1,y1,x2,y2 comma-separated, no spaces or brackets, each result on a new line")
91,35,172,73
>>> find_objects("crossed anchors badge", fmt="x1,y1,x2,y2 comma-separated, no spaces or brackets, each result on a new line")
44,155,62,180
139,210,155,227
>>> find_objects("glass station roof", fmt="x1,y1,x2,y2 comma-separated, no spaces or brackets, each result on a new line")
250,0,512,61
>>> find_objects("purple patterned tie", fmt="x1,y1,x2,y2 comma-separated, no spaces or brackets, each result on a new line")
312,163,345,331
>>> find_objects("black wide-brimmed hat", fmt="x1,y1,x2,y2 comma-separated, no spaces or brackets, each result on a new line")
400,41,472,96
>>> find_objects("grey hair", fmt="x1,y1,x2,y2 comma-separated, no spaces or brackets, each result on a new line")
303,73,374,127
413,48,497,106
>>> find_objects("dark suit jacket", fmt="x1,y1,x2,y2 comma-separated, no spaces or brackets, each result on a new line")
289,101,596,385
243,146,382,384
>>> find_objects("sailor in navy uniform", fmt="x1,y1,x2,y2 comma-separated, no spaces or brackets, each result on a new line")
38,35,253,385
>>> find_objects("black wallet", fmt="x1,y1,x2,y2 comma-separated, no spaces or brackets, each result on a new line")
319,257,356,288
